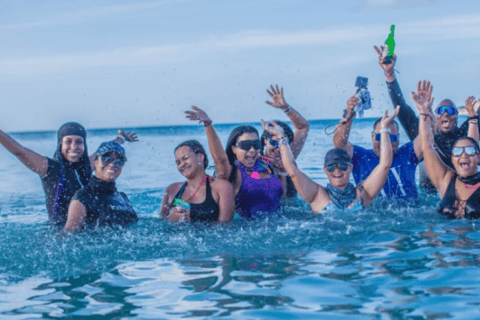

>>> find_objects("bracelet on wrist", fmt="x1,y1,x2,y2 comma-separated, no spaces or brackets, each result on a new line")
419,113,433,121
283,104,292,114
204,119,213,127
468,115,479,121
342,109,356,121
116,136,125,144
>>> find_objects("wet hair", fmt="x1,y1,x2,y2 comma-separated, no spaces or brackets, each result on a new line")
452,137,480,153
225,125,259,182
373,118,399,132
174,140,209,169
260,120,294,155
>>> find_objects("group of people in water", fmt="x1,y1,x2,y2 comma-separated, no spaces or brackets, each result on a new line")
2,45,480,231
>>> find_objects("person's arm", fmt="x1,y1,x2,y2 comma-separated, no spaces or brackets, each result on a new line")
159,184,175,218
465,96,480,143
185,106,232,180
64,200,87,232
332,95,357,158
360,108,398,206
88,130,139,169
413,80,452,193
265,84,310,159
0,129,49,177
261,120,329,212
159,183,191,222
215,179,235,222
374,45,419,141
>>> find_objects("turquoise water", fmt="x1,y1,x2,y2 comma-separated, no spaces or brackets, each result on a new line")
1,119,479,319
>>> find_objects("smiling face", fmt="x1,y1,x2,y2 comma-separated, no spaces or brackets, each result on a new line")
95,152,123,182
61,135,85,163
232,132,260,167
174,146,205,179
436,100,457,134
371,122,399,158
451,139,480,178
324,163,352,189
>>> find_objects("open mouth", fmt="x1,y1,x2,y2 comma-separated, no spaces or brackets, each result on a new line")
245,155,256,164
332,173,344,179
459,160,471,170
441,119,452,129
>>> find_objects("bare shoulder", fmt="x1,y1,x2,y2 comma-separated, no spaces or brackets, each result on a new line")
165,182,184,196
210,178,233,193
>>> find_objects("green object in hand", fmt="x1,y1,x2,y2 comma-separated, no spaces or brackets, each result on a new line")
173,198,191,210
385,25,395,56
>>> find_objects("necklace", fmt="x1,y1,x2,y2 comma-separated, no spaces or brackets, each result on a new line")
184,175,211,201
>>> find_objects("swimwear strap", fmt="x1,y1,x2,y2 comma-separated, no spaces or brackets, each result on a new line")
183,175,212,201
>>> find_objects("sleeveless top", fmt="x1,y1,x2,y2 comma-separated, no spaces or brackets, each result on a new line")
170,178,220,222
439,175,480,219
234,159,283,219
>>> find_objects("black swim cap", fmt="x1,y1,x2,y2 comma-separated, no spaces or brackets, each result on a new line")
57,122,87,142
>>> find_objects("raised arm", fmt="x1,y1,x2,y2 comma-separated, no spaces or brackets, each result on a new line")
374,45,420,141
465,96,480,143
261,120,328,210
0,129,48,177
360,107,398,206
332,94,358,158
185,106,232,180
413,80,451,192
265,84,310,158
64,200,87,232
88,130,139,169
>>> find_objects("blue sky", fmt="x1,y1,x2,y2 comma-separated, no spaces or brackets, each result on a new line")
1,0,480,132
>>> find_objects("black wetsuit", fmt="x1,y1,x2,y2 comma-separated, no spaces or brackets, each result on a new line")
439,176,480,219
170,178,220,222
386,78,478,168
72,176,138,228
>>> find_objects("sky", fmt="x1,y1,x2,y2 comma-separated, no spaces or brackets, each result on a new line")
1,0,480,132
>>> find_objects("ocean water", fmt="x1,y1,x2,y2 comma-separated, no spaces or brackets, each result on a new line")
1,119,479,320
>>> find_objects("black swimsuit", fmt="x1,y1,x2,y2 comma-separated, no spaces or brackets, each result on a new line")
439,175,480,219
170,178,220,222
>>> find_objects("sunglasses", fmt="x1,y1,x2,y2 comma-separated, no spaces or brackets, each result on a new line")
452,146,478,157
436,105,457,116
269,139,291,148
325,163,350,173
100,155,126,167
374,133,399,143
236,139,261,151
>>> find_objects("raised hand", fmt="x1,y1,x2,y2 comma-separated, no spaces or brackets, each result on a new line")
465,96,480,117
380,106,400,129
374,45,396,74
346,94,359,116
261,119,285,140
185,106,212,125
265,84,288,110
411,80,434,113
118,130,139,142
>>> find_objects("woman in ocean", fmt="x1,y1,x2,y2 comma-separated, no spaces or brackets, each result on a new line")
185,107,283,219
65,141,138,231
414,80,480,219
260,107,398,212
160,140,234,223
260,84,310,199
0,123,137,226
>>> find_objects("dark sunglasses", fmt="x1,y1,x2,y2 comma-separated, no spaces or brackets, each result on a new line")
269,139,291,148
236,139,261,151
374,133,399,143
325,163,350,173
452,146,478,157
436,105,457,116
100,155,126,167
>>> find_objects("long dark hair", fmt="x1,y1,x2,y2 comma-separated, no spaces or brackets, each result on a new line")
174,140,209,169
225,125,259,182
260,120,294,155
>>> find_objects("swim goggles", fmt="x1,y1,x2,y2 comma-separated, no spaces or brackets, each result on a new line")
374,133,399,143
436,105,457,116
269,138,291,148
325,163,350,173
452,146,478,157
236,139,261,151
100,155,126,167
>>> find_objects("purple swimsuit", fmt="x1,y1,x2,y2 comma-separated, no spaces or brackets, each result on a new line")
234,159,283,219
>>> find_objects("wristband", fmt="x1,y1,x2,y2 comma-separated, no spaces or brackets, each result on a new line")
283,104,292,114
115,135,125,144
342,109,356,121
379,128,390,133
204,119,213,127
420,113,433,121
468,115,479,121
